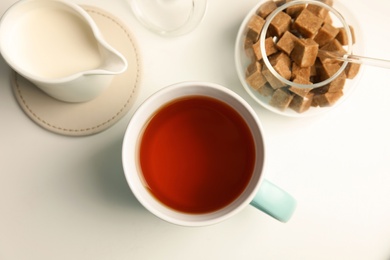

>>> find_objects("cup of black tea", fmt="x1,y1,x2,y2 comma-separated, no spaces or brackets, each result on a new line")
122,81,296,226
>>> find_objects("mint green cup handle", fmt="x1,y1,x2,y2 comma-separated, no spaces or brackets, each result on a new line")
250,180,297,222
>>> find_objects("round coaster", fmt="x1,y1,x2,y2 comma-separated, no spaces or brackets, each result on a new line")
11,6,141,136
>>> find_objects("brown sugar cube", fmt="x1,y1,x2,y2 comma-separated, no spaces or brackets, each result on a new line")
244,37,256,60
291,62,311,80
257,1,278,19
276,31,299,55
269,88,294,110
252,37,278,60
321,39,346,53
313,91,343,107
264,37,279,57
310,75,321,84
324,13,332,24
269,52,292,80
335,28,348,45
310,64,317,77
275,0,287,7
246,70,268,90
289,77,312,97
286,0,305,18
322,0,334,6
246,62,267,90
251,41,262,60
272,59,292,81
290,77,313,86
291,38,319,67
244,36,253,51
244,39,259,62
317,61,340,81
262,63,286,89
328,72,346,92
314,23,340,47
246,61,262,76
311,84,329,95
289,93,314,113
258,83,275,97
312,71,346,94
293,9,324,38
307,4,329,19
246,15,266,43
308,0,334,16
345,62,361,79
269,51,291,67
311,98,319,107
269,11,291,37
245,33,260,59
319,39,346,64
336,26,356,45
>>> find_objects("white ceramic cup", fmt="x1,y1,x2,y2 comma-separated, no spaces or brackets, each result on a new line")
122,82,296,226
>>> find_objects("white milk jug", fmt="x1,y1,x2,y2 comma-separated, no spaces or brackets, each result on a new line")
0,0,128,102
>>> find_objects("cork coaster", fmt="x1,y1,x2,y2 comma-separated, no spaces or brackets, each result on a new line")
11,6,141,136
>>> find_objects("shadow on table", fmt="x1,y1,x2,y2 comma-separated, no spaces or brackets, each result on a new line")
90,135,144,212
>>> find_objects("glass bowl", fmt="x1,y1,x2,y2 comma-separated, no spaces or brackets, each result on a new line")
235,0,364,117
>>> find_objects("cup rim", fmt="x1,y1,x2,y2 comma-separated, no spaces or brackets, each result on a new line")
122,81,266,226
260,0,353,89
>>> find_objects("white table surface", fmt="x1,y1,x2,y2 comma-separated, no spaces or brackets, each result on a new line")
1,0,390,259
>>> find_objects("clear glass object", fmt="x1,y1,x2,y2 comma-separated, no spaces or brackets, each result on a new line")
129,0,208,37
235,0,365,117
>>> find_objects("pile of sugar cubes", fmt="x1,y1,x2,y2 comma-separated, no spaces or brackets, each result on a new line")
244,0,360,113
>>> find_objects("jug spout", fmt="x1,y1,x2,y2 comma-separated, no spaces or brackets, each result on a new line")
94,43,128,75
